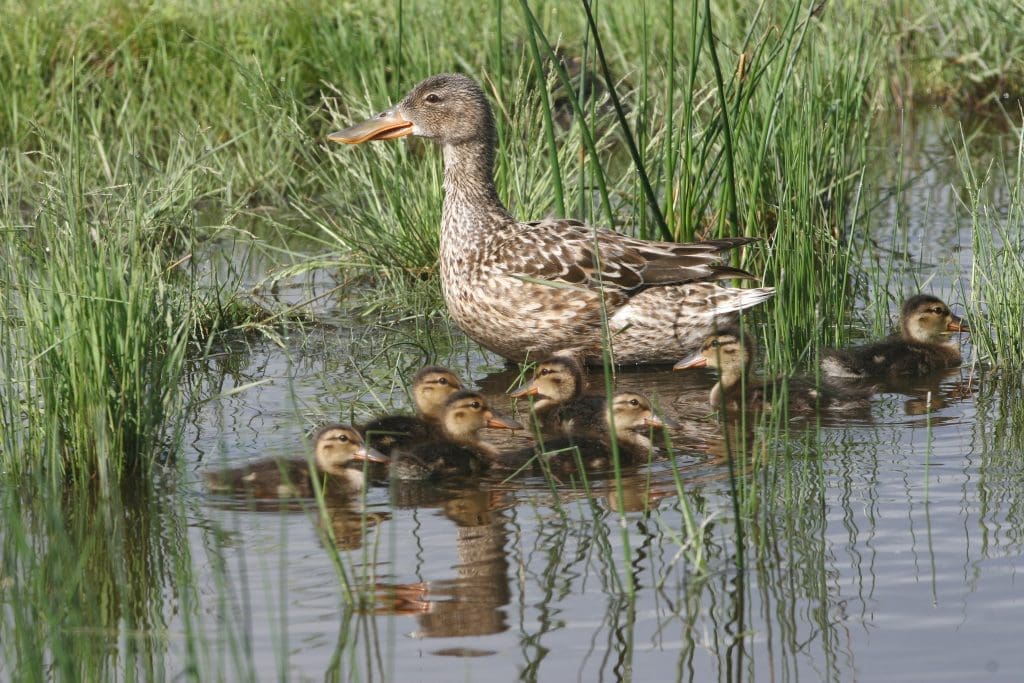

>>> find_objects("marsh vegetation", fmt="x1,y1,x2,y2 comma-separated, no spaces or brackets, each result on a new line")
1,0,1022,679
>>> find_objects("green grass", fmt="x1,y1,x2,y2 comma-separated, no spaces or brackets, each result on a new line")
1,0,1023,679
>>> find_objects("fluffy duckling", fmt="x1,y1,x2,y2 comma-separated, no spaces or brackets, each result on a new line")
361,366,464,455
390,391,523,481
510,354,588,434
499,392,668,475
821,295,969,378
204,424,387,499
675,329,869,414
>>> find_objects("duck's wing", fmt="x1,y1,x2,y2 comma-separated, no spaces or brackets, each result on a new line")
492,219,758,293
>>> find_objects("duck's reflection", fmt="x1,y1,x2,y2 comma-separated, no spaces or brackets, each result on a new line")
373,487,512,640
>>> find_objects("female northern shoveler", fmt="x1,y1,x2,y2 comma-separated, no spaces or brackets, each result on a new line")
329,73,773,365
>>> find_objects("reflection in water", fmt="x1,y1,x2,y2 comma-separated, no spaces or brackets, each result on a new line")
373,487,511,644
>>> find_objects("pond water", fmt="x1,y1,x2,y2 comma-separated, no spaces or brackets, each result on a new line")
170,108,1023,681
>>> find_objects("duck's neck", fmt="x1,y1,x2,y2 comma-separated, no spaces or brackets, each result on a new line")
441,139,513,237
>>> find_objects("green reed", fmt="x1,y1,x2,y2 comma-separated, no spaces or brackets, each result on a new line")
963,121,1024,366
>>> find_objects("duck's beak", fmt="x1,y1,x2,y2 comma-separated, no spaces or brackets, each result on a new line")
947,315,969,333
328,106,413,144
644,413,680,429
485,412,524,431
673,353,707,371
509,383,540,399
352,445,389,464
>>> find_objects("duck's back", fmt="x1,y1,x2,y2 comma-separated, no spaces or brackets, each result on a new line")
362,415,438,455
390,441,490,481
822,338,960,378
204,459,316,498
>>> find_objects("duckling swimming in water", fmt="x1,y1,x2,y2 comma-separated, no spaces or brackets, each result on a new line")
675,329,870,414
499,391,668,476
510,354,589,435
821,295,969,378
204,424,387,499
390,390,522,481
361,366,464,455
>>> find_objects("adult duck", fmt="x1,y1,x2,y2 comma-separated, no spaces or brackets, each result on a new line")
204,424,387,499
361,365,464,455
329,73,773,364
821,295,969,378
390,390,522,481
675,329,870,414
498,392,669,476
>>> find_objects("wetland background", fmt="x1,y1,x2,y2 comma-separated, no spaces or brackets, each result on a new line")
1,0,1023,680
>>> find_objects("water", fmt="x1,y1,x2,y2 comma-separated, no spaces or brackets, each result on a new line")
162,109,1023,681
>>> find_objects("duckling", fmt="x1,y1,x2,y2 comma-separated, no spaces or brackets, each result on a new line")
204,424,388,499
499,392,668,475
361,366,464,455
390,391,523,481
510,354,588,434
821,295,969,378
675,329,870,414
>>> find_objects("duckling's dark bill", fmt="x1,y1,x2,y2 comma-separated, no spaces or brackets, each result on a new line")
328,109,412,144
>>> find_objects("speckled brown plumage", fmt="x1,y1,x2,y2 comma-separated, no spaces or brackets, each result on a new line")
203,424,387,499
821,295,969,378
330,73,774,364
390,391,522,481
676,330,871,414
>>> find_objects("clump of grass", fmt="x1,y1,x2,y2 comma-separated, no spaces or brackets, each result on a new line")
963,121,1024,366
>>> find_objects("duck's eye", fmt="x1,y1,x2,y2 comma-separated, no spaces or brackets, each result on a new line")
629,399,640,407
540,368,552,376
470,401,481,410
424,93,442,104
710,340,721,348
436,377,448,385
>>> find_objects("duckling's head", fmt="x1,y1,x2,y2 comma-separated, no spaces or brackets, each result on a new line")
900,295,969,344
607,392,667,434
312,424,388,476
510,355,584,411
440,391,523,443
328,73,495,149
673,329,754,383
411,365,464,420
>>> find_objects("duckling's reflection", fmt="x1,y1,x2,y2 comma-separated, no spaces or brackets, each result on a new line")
319,505,391,552
375,487,512,640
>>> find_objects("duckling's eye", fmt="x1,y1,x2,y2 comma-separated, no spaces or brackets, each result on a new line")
710,340,721,348
436,377,448,385
470,401,481,410
424,93,442,104
540,368,553,376
629,399,640,407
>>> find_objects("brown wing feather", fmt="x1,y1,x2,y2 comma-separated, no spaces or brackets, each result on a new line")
493,219,757,292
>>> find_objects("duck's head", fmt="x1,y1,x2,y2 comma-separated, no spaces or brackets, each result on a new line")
440,390,523,443
411,365,464,420
510,355,584,411
608,392,670,433
312,424,388,476
900,295,969,344
673,329,753,385
328,73,495,149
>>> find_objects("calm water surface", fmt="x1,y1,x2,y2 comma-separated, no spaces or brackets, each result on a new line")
173,110,1023,681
